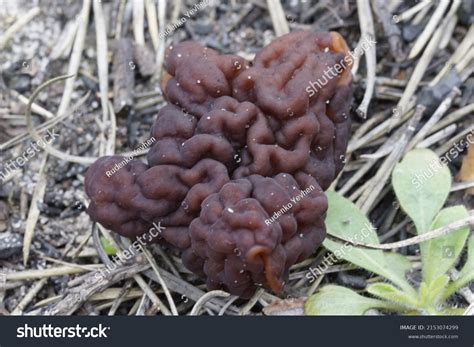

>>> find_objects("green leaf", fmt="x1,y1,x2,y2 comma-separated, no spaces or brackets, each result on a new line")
324,192,414,294
443,307,467,315
422,206,470,284
392,149,451,233
100,236,117,255
443,236,474,300
305,285,399,315
421,275,450,307
457,235,474,282
367,283,418,309
384,252,412,280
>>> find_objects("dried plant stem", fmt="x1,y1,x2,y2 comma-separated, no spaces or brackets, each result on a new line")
26,75,97,164
408,0,450,59
394,0,431,22
11,278,47,315
93,0,110,156
355,0,376,118
23,154,48,265
266,0,289,37
190,290,231,315
0,7,40,49
6,266,91,281
56,0,91,117
133,0,145,45
407,87,461,150
9,90,54,119
327,215,474,250
140,245,179,315
145,0,160,51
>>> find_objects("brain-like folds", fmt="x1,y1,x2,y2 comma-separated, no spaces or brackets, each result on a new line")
85,31,352,298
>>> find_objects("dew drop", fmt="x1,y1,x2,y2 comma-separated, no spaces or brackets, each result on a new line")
196,80,201,84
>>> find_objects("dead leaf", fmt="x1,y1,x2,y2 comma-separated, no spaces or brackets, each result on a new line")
262,298,306,316
457,145,474,195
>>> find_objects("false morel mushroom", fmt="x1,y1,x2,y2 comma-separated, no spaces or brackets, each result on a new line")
85,31,353,298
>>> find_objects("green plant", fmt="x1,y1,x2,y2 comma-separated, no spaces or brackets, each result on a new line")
305,149,473,315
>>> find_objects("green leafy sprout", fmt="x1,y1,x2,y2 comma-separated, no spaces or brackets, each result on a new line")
305,149,473,315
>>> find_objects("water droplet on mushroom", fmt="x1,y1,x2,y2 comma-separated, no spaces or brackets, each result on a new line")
227,207,234,213
176,82,180,87
206,116,211,120
245,124,250,129
239,269,244,274
247,75,252,79
196,80,201,84
216,90,221,94
177,53,182,58
324,47,329,53
326,100,330,104
299,233,304,238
